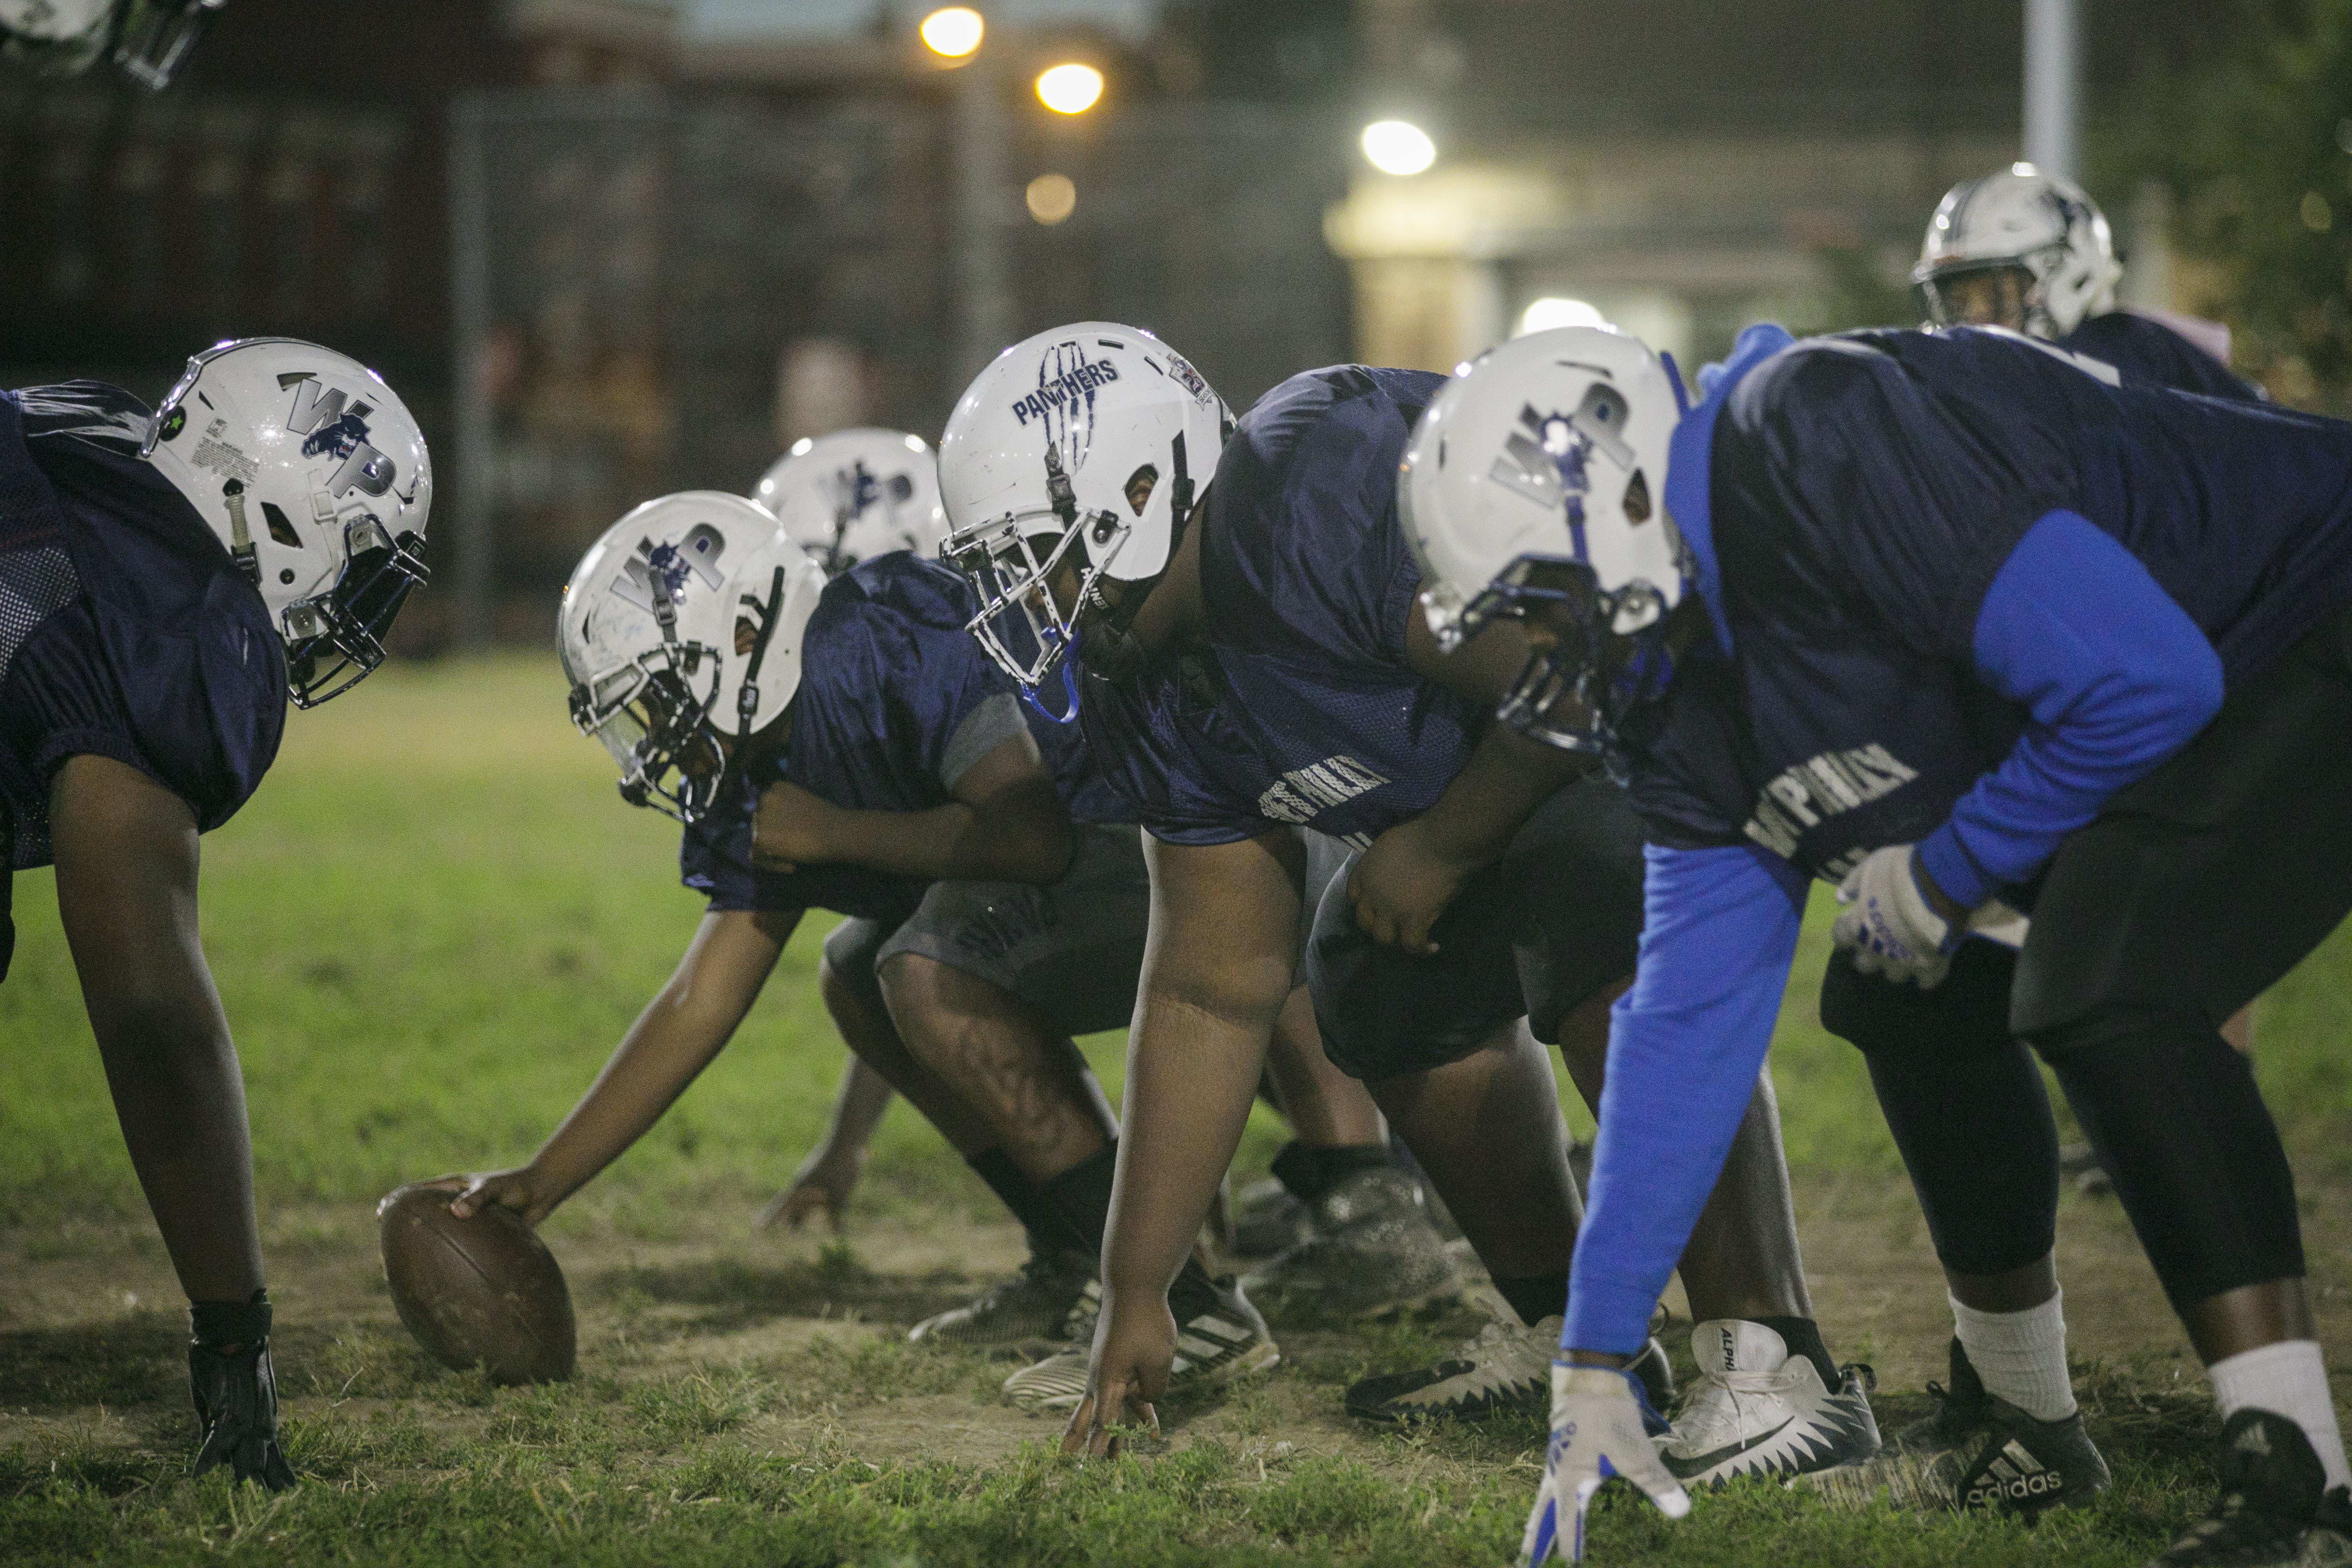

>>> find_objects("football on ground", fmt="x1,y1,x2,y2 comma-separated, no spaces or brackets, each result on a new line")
377,1183,578,1385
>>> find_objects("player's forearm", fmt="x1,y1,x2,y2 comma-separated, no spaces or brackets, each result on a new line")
530,910,793,1204
1565,845,1803,1354
1103,988,1274,1295
821,785,1072,883
1413,722,1584,868
816,1056,894,1160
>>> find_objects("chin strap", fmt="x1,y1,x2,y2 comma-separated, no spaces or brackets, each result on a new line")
736,565,787,743
221,480,260,587
188,1289,296,1491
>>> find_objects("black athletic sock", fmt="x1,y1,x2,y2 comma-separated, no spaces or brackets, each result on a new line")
1035,1141,1118,1259
1269,1140,1392,1204
189,1288,272,1349
1494,1272,1570,1329
966,1148,1064,1259
1751,1314,1840,1391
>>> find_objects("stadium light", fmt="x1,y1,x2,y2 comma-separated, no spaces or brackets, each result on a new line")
920,7,984,59
1361,119,1436,176
1026,173,1078,225
1519,297,1608,336
1036,63,1105,115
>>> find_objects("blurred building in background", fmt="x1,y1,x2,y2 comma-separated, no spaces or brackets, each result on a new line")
0,0,2237,644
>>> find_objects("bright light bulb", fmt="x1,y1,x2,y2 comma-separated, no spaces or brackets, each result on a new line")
1518,297,1607,336
1036,63,1105,115
920,7,984,59
1361,119,1435,176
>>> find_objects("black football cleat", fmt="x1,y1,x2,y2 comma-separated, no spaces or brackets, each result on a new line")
2149,1409,2352,1567
188,1293,297,1491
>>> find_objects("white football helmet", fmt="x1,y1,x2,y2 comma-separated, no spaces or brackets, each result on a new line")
142,337,432,707
557,492,827,823
1913,164,2121,339
0,0,222,86
752,427,945,572
938,321,1231,713
1400,324,1685,752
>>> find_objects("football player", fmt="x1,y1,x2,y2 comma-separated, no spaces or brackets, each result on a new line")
0,0,224,88
1407,322,2352,1566
441,492,1435,1371
941,323,1877,1481
1,339,433,1490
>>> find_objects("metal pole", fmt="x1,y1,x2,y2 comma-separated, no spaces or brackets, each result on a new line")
951,50,1014,394
2023,0,2080,181
446,92,495,651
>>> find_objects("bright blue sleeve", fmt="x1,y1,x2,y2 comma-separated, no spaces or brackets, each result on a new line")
1562,842,1806,1355
1914,509,2223,909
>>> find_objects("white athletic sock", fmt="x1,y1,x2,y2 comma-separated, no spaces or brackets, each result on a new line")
2208,1340,2352,1496
1949,1289,2077,1422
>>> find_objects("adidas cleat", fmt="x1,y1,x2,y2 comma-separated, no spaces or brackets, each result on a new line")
1661,1319,1880,1487
1001,1277,1277,1414
908,1249,1100,1348
1239,1168,1461,1327
2149,1409,2352,1567
1795,1345,2108,1519
1345,1315,1674,1427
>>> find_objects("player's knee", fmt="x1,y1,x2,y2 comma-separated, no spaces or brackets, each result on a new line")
816,951,882,1028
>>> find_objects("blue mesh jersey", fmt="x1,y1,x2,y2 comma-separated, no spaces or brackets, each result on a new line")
681,552,1125,917
0,384,286,869
2062,309,2262,404
1626,325,2352,889
1080,365,1485,849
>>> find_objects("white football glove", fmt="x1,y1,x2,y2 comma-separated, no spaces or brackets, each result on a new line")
1831,844,1955,988
1519,1364,1691,1565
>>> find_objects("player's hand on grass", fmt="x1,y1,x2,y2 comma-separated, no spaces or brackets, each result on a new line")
751,780,844,873
1349,819,1474,955
758,1144,865,1232
1059,1287,1172,1459
1520,1364,1690,1564
430,1167,556,1230
1830,844,1960,988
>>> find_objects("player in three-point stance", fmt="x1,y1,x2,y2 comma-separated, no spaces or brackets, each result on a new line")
1407,321,2352,1566
941,321,1877,1480
0,340,432,1489
441,490,1414,1368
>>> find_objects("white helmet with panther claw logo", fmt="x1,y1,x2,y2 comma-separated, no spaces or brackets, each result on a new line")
1913,164,2122,339
1400,324,1685,752
557,491,827,823
937,322,1231,703
753,427,946,571
143,337,432,707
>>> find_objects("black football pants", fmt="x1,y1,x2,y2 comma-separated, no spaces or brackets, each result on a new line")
1827,600,2352,1314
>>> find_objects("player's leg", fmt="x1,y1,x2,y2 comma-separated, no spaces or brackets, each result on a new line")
2014,605,2352,1562
48,753,293,1489
1801,943,2111,1517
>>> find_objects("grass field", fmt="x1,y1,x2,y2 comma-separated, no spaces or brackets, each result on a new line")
1,655,2348,1566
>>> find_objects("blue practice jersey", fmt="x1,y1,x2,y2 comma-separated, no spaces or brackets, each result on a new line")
0,384,285,869
2062,309,2261,404
1629,324,2352,891
681,552,1123,917
1079,365,1484,849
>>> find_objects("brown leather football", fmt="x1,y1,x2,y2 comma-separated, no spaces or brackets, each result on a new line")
376,1183,576,1384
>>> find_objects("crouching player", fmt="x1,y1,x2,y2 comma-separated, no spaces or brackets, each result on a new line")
443,492,1406,1366
1,340,433,1488
1409,322,2352,1565
943,322,1875,1481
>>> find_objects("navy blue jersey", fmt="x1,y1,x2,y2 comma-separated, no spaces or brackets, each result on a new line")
2062,310,2261,404
1079,365,1484,848
681,552,1123,916
0,385,285,869
1628,325,2352,889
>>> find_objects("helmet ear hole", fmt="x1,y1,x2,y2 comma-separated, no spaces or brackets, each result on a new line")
1624,472,1652,525
260,501,304,548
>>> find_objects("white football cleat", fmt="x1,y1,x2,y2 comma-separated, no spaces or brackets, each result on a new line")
1661,1319,1882,1487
